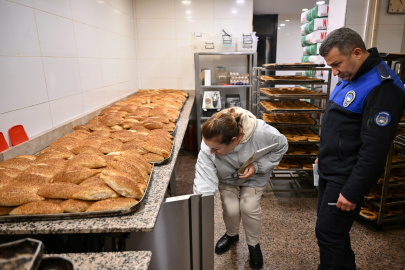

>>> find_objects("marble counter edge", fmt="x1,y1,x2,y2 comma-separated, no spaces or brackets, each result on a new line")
43,251,152,270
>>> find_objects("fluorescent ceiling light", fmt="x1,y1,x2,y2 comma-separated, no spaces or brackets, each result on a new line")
278,27,280,29
302,8,308,11
280,24,285,26
186,10,191,14
236,0,245,3
232,10,237,14
182,0,191,4
316,1,325,4
285,19,290,21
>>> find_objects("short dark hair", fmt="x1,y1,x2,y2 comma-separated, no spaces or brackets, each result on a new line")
319,27,367,57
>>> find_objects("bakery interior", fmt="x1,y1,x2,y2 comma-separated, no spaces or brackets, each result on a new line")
0,0,405,269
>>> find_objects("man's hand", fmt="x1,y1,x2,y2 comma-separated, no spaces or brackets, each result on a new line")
336,193,356,211
238,164,255,179
315,158,318,164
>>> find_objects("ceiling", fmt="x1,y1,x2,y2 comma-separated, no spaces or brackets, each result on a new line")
253,0,329,15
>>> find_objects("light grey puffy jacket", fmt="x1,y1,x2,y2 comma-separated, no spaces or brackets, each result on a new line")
193,119,288,194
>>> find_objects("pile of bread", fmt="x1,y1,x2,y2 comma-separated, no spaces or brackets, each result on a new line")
261,87,323,96
274,158,313,170
262,113,316,125
277,127,320,142
285,144,318,155
260,101,319,111
0,89,188,217
260,75,322,81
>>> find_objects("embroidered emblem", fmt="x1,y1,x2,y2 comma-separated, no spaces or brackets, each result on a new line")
374,111,391,127
343,90,356,107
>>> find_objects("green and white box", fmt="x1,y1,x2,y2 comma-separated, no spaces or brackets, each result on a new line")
301,18,328,35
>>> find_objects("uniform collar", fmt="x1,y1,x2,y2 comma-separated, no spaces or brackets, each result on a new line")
350,47,383,82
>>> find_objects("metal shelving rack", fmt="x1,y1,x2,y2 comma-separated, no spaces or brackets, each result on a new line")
362,140,405,226
195,52,257,151
252,65,332,192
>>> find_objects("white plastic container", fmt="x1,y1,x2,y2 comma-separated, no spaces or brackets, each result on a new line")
218,28,236,52
191,32,217,53
236,33,258,53
218,36,236,52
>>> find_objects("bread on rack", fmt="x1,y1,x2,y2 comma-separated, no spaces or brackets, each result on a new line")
0,156,36,171
51,166,101,184
9,201,64,216
72,182,119,201
0,187,45,206
60,199,95,213
100,174,143,199
37,183,82,199
85,197,138,212
68,153,107,169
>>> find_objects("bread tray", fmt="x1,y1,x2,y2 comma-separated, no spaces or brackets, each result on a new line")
0,165,154,223
0,238,44,270
260,88,327,99
259,101,324,114
151,141,175,166
38,256,77,270
262,115,318,126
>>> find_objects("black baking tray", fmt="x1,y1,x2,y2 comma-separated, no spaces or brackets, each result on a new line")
0,165,154,223
38,256,77,270
0,238,44,270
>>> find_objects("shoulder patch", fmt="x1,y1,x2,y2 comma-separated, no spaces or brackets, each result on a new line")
374,111,391,126
376,64,394,82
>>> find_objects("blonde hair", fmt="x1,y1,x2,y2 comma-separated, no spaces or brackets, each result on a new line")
201,108,242,145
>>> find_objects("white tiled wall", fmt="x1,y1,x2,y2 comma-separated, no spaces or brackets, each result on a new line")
276,14,303,76
0,0,138,145
134,0,253,90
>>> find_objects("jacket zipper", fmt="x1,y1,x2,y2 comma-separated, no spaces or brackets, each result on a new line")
366,108,374,133
338,135,343,158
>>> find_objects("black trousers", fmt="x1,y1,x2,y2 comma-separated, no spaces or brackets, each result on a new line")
315,177,362,270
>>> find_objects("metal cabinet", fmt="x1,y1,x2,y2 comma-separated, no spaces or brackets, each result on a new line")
194,52,257,151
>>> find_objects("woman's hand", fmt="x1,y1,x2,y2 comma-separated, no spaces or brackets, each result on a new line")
238,164,255,179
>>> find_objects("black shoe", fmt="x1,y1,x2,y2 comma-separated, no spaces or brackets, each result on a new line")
215,233,239,254
248,243,263,269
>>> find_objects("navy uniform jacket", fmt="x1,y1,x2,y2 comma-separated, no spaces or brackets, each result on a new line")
318,48,405,204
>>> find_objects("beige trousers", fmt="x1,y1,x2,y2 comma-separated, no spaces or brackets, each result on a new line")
218,183,265,246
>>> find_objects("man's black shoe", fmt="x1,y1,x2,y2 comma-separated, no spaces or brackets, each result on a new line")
215,233,239,254
248,243,263,269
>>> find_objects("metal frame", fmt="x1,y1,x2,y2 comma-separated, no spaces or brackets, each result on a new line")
252,65,332,193
195,52,257,151
362,143,405,225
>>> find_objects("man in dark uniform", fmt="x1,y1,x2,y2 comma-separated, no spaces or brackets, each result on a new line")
315,27,405,270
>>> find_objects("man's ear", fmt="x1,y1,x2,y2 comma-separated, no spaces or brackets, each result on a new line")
353,48,363,60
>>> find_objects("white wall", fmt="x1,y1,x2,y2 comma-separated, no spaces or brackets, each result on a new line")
0,0,138,145
134,0,253,90
374,0,405,53
345,0,369,39
276,14,303,76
